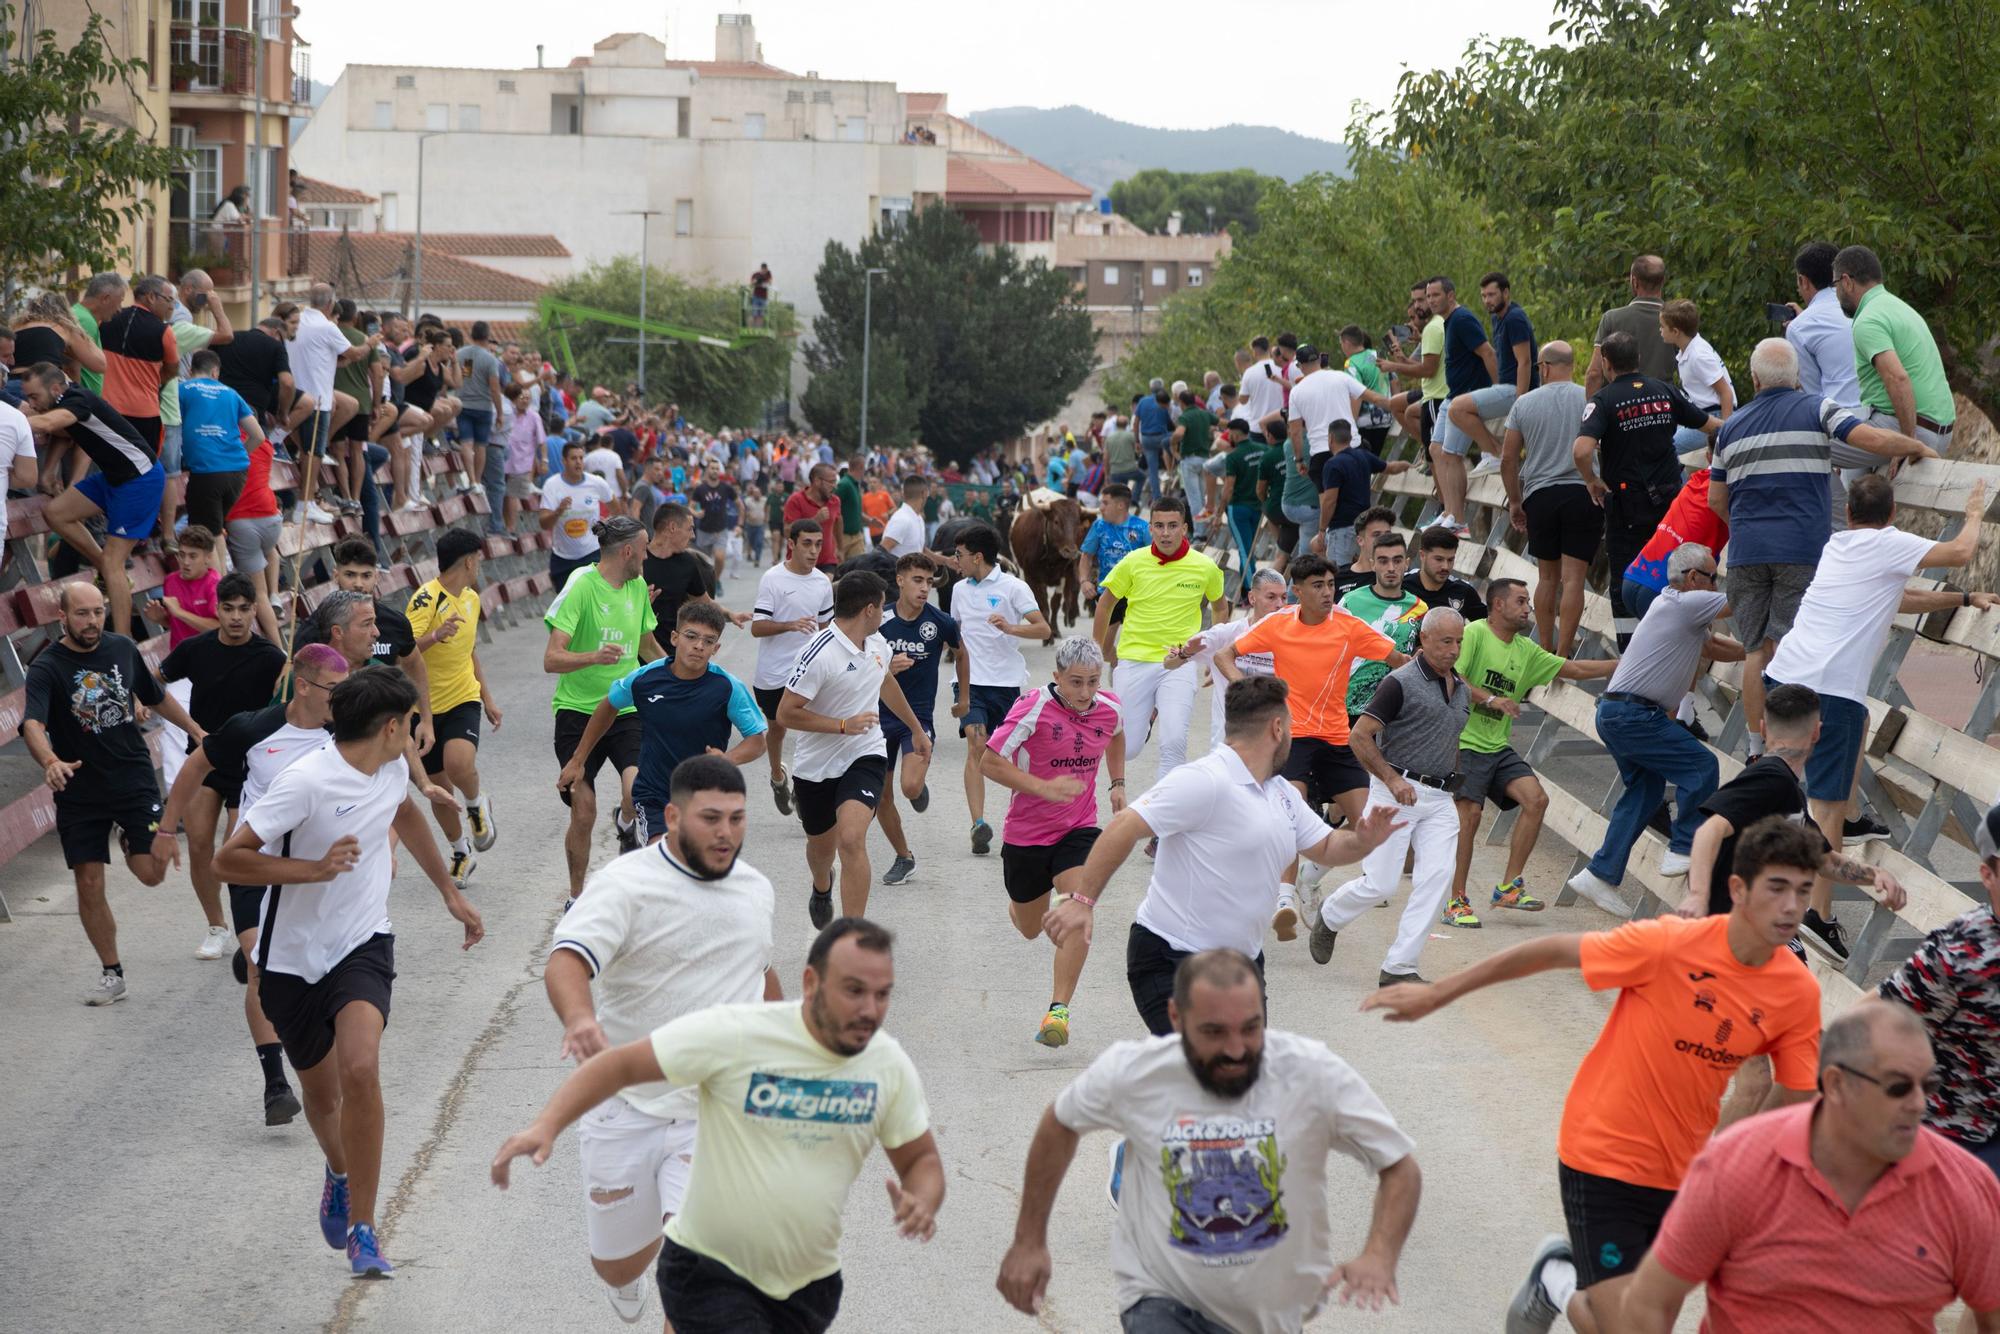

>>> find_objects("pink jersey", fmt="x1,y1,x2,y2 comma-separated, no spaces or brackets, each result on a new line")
987,684,1123,846
162,568,219,648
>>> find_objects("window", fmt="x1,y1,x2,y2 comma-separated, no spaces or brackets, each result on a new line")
497,78,517,94
379,192,398,230
252,145,279,217
424,103,447,130
842,117,866,142
395,74,415,90
677,98,690,138
743,112,765,139
1188,266,1204,286
252,0,281,40
551,95,581,134
1102,264,1119,286
189,143,221,224
674,199,693,236
373,100,393,129
786,90,804,104
1151,266,1168,287
810,90,833,104
457,104,480,131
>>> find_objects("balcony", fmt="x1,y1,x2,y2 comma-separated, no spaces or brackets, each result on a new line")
169,24,305,107
168,217,310,289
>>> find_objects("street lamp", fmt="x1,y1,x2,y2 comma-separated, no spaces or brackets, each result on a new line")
614,209,662,395
859,266,888,456
411,131,443,316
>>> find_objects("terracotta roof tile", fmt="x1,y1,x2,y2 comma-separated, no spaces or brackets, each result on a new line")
396,232,571,258
293,174,376,205
302,233,546,306
945,154,1092,202
659,58,798,79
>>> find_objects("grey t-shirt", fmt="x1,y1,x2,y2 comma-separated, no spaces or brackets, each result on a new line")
1594,299,1677,383
1606,586,1727,708
1505,380,1588,499
455,344,502,409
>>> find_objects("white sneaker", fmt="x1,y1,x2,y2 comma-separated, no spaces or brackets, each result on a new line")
1469,455,1502,476
195,924,233,960
605,1275,649,1324
1272,892,1300,942
85,971,128,1006
1566,868,1628,917
401,499,429,513
1658,850,1692,876
304,502,338,525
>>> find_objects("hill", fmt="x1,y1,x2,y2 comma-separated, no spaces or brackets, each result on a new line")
963,105,1347,196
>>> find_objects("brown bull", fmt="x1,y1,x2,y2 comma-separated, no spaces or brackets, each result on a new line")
1008,498,1084,632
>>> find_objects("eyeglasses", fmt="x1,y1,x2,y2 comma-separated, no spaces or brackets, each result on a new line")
1833,1063,1944,1099
293,675,331,693
1688,567,1718,583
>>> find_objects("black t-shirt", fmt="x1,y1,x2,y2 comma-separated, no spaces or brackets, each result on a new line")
57,386,155,484
161,630,289,735
216,328,290,416
643,550,719,631
23,633,165,804
1334,567,1375,600
609,427,640,467
1578,374,1708,497
292,597,415,666
690,481,737,533
1698,756,1822,914
1417,574,1487,622
200,699,288,802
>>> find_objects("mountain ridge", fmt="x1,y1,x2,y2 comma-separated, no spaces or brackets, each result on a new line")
964,104,1348,196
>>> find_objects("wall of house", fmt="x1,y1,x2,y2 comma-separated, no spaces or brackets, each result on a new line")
47,0,173,278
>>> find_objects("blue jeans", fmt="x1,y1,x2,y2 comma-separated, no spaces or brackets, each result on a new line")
1139,437,1168,503
1673,423,1711,452
1121,1296,1235,1334
360,441,390,558
479,432,507,533
1177,455,1210,535
1588,697,1718,882
1621,578,1661,622
1282,499,1319,557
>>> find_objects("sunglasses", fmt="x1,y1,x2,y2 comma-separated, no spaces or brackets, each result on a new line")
1833,1063,1945,1099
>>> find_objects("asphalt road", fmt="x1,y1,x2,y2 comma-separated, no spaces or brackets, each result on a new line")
0,558,1723,1334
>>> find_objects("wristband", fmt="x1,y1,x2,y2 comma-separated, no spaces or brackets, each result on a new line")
1963,591,1972,607
1068,893,1097,908
836,718,845,733
1109,779,1126,787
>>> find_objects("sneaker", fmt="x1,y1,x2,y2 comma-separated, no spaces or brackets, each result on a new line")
970,819,993,856
1469,454,1502,477
347,1222,393,1278
911,784,930,813
1036,1004,1071,1048
605,1274,649,1323
1490,877,1545,911
809,887,834,929
1681,716,1711,743
614,815,638,855
771,768,793,816
265,1083,303,1127
1842,815,1890,844
1566,868,1627,916
1379,970,1429,986
467,797,497,852
449,849,476,887
1441,895,1482,928
196,923,233,960
400,499,429,513
1802,907,1850,960
1271,893,1300,941
319,1165,350,1249
1506,1234,1572,1334
1308,909,1339,966
304,502,338,525
1107,1138,1125,1211
1659,849,1692,876
84,971,128,1006
1449,519,1472,538
882,854,917,885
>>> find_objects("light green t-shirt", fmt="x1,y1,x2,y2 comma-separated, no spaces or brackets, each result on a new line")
544,565,658,716
656,1002,930,1301
1338,585,1427,715
1851,286,1954,427
71,303,103,394
1344,347,1386,394
1454,619,1567,753
159,320,218,426
1419,315,1447,401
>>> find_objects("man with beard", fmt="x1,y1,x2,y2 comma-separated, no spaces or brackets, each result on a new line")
540,755,783,1325
493,917,945,1334
997,949,1422,1334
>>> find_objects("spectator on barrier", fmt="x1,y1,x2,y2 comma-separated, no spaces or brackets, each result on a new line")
1784,241,1861,409
1422,276,1497,538
1833,244,1956,455
1441,271,1537,475
1585,254,1676,394
1658,299,1735,449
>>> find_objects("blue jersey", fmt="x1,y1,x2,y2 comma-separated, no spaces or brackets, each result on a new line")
606,659,765,805
1080,515,1151,591
877,601,960,719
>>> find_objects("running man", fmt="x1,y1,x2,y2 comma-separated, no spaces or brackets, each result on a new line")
1076,481,1149,648
295,537,434,754
542,755,782,1324
981,636,1125,1048
213,666,484,1278
951,522,1052,856
557,600,765,844
541,439,620,591
1168,564,1286,756
407,528,502,884
547,516,662,898
1362,815,1825,1334
1337,530,1427,718
21,583,201,1006
777,570,932,926
751,519,835,818
875,553,967,886
493,918,944,1334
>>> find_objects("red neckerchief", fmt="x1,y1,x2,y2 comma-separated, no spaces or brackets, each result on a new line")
1151,540,1190,563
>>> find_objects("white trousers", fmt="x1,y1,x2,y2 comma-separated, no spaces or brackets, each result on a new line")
1316,778,1459,976
1113,658,1198,780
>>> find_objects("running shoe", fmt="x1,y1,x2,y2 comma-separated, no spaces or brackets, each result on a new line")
1271,893,1300,942
1036,1004,1070,1048
809,887,834,929
1842,814,1890,844
970,819,993,855
882,854,917,885
467,796,497,852
1469,454,1502,477
771,767,793,816
911,784,930,813
347,1222,393,1278
1378,970,1429,986
196,923,233,960
84,971,127,1006
1490,877,1545,912
1441,895,1482,928
265,1082,302,1127
1506,1234,1572,1334
1565,868,1627,916
1308,909,1339,966
1658,849,1692,876
1107,1138,1125,1211
304,501,338,525
319,1165,350,1249
614,814,638,855
606,1275,649,1324
1802,908,1850,960
448,849,476,888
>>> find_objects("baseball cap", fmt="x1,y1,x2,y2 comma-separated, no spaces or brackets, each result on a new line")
1977,800,2000,860
1296,344,1321,365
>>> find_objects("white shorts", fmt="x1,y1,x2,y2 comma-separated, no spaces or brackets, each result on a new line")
577,1096,697,1261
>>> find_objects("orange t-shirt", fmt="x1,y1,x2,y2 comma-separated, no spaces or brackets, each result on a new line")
1232,606,1396,744
1559,915,1821,1191
862,489,895,537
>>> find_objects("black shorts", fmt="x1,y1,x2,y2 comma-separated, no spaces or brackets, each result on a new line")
1270,513,1299,554
753,686,786,723
1558,1162,1676,1288
1452,745,1538,810
229,883,267,936
337,409,372,444
183,469,246,534
957,683,1021,737
257,933,395,1072
1280,737,1369,805
656,1236,842,1334
1524,484,1604,564
1127,922,1264,1038
424,699,483,775
794,755,887,837
553,709,642,806
1001,827,1100,904
55,791,163,869
547,551,590,595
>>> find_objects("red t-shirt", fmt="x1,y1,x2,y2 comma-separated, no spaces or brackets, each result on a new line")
1625,468,1729,592
228,439,279,520
781,488,839,568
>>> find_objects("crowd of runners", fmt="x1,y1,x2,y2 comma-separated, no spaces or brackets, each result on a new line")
8,241,2000,1334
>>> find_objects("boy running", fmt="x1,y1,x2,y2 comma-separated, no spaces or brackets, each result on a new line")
875,553,967,885
407,528,501,884
751,519,835,816
951,523,1052,855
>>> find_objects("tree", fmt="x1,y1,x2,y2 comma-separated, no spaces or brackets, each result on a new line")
527,257,794,426
0,2,188,296
802,207,1096,463
1108,168,1276,236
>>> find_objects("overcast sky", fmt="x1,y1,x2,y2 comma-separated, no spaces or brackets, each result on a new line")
301,0,1563,137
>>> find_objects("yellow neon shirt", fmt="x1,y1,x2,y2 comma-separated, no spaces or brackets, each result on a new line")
1102,545,1225,663
406,579,482,713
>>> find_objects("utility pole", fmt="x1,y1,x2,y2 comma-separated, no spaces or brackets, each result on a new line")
412,131,442,316
249,6,301,317
859,267,887,456
613,209,662,395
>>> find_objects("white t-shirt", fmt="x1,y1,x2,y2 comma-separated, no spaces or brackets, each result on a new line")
752,565,835,689
1286,368,1364,457
1182,616,1275,753
540,472,618,560
0,400,37,543
880,502,926,554
1054,1031,1416,1334
1131,746,1333,957
1675,334,1734,412
784,624,890,782
1240,358,1289,433
552,841,774,1120
951,567,1042,687
1767,525,1936,703
239,744,407,984
290,307,350,405
582,446,625,492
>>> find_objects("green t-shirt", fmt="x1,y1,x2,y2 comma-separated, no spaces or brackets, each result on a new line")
1454,619,1566,753
766,489,787,530
1105,427,1139,475
71,303,103,394
1419,315,1447,401
1344,348,1386,394
335,325,375,406
545,565,658,716
1852,286,1954,426
1338,585,1427,715
1223,444,1263,509
836,474,864,534
1258,442,1288,522
1176,407,1216,457
159,320,217,426
1279,436,1317,509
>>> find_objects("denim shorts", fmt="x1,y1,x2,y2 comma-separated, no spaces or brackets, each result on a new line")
1434,384,1517,456
1769,673,1869,802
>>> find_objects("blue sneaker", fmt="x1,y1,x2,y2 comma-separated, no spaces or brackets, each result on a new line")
347,1222,393,1278
319,1165,350,1249
1107,1138,1125,1212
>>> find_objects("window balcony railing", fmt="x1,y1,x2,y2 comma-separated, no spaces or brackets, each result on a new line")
169,217,310,286
169,24,304,103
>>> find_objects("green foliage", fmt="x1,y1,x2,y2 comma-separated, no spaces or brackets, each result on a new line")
803,207,1096,463
0,2,187,294
1108,169,1276,236
528,257,794,426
